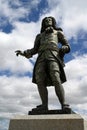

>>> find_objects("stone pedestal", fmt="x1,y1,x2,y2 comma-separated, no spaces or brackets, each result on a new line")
9,114,86,130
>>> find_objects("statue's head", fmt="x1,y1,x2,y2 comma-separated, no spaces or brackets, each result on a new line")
41,16,57,33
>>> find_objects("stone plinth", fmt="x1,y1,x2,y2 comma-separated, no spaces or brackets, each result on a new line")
9,114,86,130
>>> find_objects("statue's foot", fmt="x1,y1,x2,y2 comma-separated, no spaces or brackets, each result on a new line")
62,104,70,110
32,104,48,111
36,104,43,108
62,104,72,114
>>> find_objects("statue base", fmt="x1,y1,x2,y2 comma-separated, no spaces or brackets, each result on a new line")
28,107,73,115
9,114,87,130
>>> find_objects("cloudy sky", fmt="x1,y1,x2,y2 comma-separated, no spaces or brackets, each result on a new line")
0,0,87,129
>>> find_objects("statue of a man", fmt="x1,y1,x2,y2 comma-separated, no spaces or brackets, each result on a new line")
15,17,70,111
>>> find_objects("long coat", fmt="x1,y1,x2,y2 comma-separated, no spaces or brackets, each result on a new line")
32,53,67,85
24,29,70,85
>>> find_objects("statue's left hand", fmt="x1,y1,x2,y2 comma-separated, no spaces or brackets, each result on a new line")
61,46,69,53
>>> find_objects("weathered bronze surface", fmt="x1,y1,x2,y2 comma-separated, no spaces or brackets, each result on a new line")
15,17,71,114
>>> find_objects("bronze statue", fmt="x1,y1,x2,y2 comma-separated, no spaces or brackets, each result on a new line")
15,17,70,112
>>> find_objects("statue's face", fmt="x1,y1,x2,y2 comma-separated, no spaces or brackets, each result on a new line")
44,17,52,27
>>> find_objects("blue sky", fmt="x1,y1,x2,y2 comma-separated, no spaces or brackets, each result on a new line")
0,0,87,130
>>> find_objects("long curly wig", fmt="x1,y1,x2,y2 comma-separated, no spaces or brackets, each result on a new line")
40,16,63,33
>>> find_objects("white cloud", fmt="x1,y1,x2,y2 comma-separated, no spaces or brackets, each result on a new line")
0,76,40,118
44,0,87,39
0,0,41,25
0,118,9,130
64,55,87,114
0,20,41,74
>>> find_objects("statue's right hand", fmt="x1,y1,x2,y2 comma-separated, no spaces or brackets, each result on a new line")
15,50,23,56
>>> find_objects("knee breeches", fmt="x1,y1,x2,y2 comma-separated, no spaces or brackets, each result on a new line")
35,60,61,85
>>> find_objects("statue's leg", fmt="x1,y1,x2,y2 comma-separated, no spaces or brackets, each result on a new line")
35,61,48,110
53,72,65,108
48,61,66,109
37,83,48,109
53,73,65,108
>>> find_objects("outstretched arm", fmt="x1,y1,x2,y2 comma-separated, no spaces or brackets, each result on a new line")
15,34,40,58
15,50,32,58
